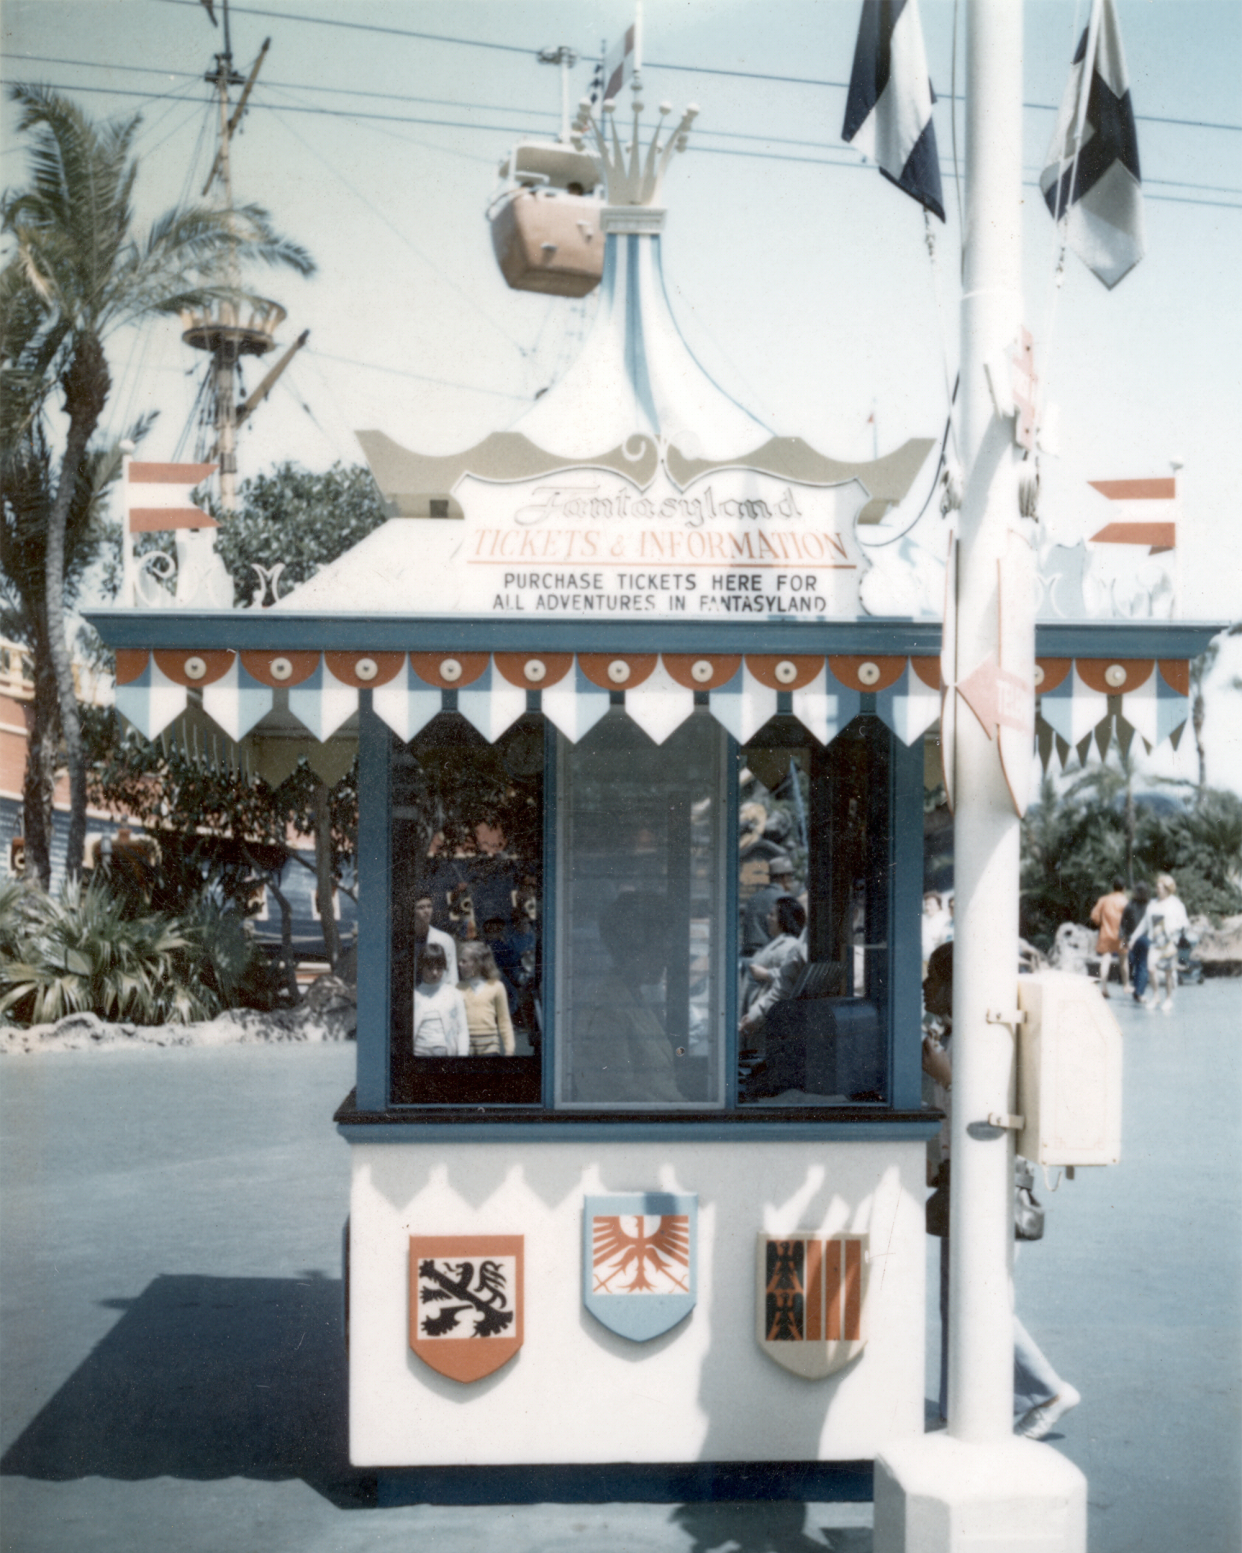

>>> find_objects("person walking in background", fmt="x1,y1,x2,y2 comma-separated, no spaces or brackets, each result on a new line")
1089,876,1129,998
921,891,950,973
1119,881,1150,1002
1130,874,1189,1014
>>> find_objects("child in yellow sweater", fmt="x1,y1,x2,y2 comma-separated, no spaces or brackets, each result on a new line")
458,940,516,1056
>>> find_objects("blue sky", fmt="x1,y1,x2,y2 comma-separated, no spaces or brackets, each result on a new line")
4,0,1240,785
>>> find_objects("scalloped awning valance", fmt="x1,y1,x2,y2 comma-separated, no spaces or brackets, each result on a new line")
113,647,1192,772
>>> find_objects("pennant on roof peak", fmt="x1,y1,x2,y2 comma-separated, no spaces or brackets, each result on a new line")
1040,0,1145,288
600,19,639,103
842,0,945,222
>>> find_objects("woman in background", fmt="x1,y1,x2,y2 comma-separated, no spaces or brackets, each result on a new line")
739,896,807,1043
1129,873,1189,1013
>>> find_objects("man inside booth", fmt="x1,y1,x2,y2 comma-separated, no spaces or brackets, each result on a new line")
413,891,458,988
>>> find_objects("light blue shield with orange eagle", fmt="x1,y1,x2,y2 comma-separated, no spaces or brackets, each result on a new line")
584,1193,697,1341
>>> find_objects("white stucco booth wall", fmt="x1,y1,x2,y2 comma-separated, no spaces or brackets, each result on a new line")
348,1139,927,1467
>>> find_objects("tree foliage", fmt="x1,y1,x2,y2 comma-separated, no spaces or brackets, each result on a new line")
207,461,389,606
0,351,150,885
86,460,382,977
1,84,313,880
394,720,544,872
1021,770,1242,950
85,704,359,996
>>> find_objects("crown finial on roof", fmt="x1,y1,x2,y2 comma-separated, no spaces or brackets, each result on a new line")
570,80,698,232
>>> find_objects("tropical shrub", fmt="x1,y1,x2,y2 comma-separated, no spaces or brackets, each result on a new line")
0,875,264,1027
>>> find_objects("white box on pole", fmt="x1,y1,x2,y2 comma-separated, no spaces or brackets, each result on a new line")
1016,971,1123,1166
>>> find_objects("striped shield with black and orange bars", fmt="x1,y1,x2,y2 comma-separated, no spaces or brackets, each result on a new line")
756,1232,868,1378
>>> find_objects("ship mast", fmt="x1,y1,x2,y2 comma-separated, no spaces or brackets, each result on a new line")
181,0,307,513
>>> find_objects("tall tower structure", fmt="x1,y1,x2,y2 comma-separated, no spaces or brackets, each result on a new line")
180,0,306,512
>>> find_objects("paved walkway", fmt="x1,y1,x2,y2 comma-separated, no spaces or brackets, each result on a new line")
1,980,1238,1551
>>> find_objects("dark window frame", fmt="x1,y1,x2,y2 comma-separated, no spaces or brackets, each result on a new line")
354,698,925,1128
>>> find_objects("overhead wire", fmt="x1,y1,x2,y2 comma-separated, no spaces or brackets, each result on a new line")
137,2,1242,131
154,0,546,56
306,347,530,402
260,99,532,359
6,76,1239,212
11,41,1242,136
13,50,566,123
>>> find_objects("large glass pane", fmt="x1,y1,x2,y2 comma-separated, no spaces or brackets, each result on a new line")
557,709,725,1108
738,719,890,1106
389,714,544,1106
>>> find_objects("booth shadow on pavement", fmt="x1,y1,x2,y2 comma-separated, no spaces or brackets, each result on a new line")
0,1273,376,1510
0,1268,874,1522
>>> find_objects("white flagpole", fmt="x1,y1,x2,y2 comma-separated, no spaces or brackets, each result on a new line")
875,5,1088,1545
120,439,136,606
948,0,1025,1445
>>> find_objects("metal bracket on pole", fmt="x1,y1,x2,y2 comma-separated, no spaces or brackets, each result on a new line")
987,1111,1025,1131
985,1008,1026,1026
984,355,1015,420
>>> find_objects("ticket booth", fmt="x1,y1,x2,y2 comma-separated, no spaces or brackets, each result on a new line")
92,91,1216,1505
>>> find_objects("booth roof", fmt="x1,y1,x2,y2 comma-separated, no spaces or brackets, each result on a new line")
84,613,1226,790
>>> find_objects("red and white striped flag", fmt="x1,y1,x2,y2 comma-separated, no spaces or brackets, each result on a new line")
122,458,219,607
1088,477,1176,554
125,461,218,532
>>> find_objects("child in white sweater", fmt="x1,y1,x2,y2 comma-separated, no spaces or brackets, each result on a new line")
413,943,469,1056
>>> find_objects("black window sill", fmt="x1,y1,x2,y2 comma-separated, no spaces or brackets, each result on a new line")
334,1089,942,1142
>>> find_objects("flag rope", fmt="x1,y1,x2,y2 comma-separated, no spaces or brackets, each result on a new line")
1032,0,1091,496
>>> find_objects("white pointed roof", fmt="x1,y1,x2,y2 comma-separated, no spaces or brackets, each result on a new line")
509,220,769,461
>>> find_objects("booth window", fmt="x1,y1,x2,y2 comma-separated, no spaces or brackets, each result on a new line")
555,709,726,1109
737,718,890,1106
385,707,891,1113
390,713,545,1106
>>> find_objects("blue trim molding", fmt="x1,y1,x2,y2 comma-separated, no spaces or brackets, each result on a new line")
87,611,943,654
85,608,1227,661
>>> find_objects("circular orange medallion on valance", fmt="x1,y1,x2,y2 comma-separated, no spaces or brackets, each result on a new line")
577,653,658,690
408,652,490,689
493,652,574,689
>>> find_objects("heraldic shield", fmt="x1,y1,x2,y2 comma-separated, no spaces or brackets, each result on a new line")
584,1193,697,1341
756,1232,868,1378
409,1235,523,1382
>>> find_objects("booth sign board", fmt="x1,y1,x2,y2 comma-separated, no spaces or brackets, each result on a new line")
458,466,871,619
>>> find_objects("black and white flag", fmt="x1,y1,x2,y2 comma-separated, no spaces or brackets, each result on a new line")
1040,0,1145,289
842,0,945,221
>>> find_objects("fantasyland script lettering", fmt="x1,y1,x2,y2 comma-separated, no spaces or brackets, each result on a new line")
454,466,874,619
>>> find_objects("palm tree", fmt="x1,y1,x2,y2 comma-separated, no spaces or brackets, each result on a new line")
1065,740,1143,886
0,386,152,887
2,84,314,879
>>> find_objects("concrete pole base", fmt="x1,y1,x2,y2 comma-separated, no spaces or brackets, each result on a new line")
874,1434,1087,1553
